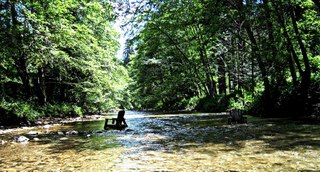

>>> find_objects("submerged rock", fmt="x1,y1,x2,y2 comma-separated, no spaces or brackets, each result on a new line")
125,129,134,132
14,136,29,143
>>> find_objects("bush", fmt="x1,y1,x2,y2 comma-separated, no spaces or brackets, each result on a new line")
195,95,229,112
41,103,84,117
0,98,88,126
185,96,199,110
228,90,255,113
0,99,42,125
247,94,265,117
248,78,320,118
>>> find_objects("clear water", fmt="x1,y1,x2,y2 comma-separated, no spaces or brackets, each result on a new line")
0,112,319,171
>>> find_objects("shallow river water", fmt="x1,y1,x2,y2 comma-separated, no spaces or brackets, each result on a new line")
0,111,319,171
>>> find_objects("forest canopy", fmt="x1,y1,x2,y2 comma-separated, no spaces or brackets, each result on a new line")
0,0,319,125
0,0,130,124
124,0,319,117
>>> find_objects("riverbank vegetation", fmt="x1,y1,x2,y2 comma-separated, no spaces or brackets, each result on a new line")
125,0,320,117
0,0,129,125
1,0,319,125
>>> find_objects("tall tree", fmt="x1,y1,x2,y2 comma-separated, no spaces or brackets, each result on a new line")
0,0,129,123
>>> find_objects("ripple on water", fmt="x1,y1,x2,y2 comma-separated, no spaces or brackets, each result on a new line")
1,113,320,171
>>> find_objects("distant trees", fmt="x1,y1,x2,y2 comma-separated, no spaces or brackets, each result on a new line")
125,0,320,116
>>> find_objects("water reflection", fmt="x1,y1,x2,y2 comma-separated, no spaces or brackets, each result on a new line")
0,112,319,171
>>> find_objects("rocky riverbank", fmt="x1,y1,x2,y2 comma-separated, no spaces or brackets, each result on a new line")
0,114,106,135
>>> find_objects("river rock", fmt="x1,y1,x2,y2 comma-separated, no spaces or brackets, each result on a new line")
66,130,78,135
27,131,38,135
43,125,51,129
59,137,68,141
14,136,29,143
125,129,134,132
33,138,40,141
57,131,64,135
1,140,6,144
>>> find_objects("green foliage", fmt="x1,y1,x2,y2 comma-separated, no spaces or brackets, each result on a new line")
195,95,229,113
124,0,319,117
229,90,254,111
0,0,319,123
185,97,200,111
0,99,42,125
41,103,84,117
0,0,130,124
0,99,86,125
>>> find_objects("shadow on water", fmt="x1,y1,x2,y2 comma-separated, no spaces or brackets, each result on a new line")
105,112,320,170
126,114,320,152
105,112,319,171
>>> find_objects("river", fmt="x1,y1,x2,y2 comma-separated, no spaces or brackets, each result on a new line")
0,111,319,171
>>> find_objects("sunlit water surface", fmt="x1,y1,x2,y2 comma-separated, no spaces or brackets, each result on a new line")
0,111,319,171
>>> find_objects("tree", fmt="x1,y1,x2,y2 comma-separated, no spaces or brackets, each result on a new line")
124,0,319,116
0,0,129,124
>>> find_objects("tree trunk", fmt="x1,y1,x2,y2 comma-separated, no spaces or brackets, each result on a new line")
36,67,47,105
10,1,31,99
272,1,303,85
263,0,276,58
195,24,216,97
199,47,215,97
217,54,226,95
263,0,284,87
289,5,311,91
15,54,31,98
289,5,311,114
251,51,255,93
286,44,298,85
60,84,66,101
235,0,273,115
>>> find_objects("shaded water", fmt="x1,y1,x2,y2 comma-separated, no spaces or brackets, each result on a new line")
0,112,319,171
